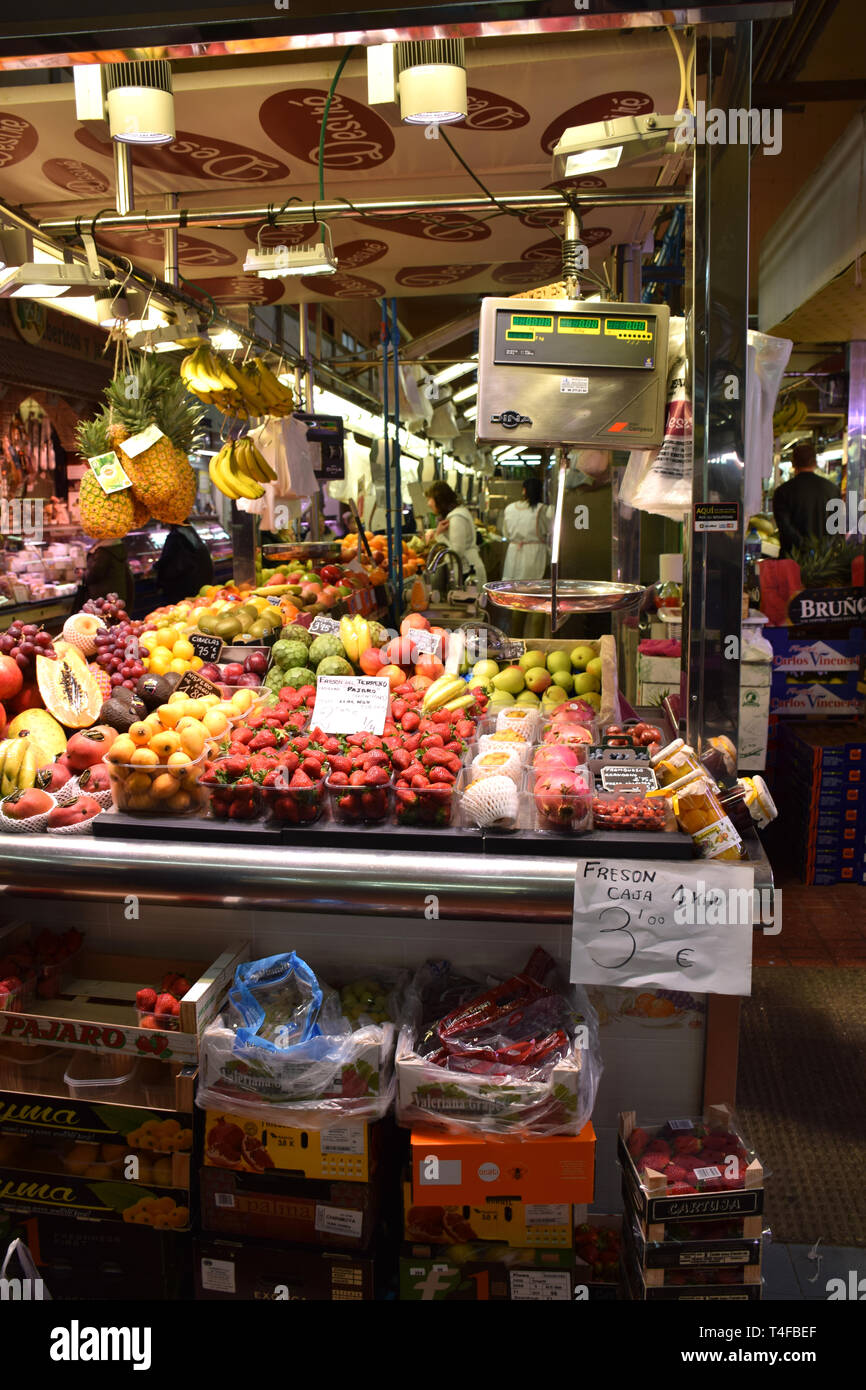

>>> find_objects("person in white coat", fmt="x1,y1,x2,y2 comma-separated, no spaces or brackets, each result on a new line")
425,480,487,586
502,477,551,582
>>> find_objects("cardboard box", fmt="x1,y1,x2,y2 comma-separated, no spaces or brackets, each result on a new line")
626,1212,762,1270
2,1212,192,1300
623,1252,762,1300
0,1083,195,1146
623,1197,764,1246
200,1166,379,1248
769,677,863,718
764,626,865,673
0,924,247,1065
202,1111,377,1181
619,1107,764,1225
399,1241,577,1300
194,1237,376,1300
401,1176,574,1248
410,1124,595,1205
0,1138,190,1228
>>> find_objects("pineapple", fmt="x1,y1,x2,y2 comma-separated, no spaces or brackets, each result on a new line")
74,413,135,540
105,358,204,525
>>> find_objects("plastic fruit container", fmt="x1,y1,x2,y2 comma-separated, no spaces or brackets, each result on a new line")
327,775,393,825
530,766,593,834
199,777,263,822
36,942,84,1001
64,1052,138,1099
261,776,326,825
393,779,456,828
136,1006,180,1032
591,787,670,832
104,751,207,817
0,977,31,1013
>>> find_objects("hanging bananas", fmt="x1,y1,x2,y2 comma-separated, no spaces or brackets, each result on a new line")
180,346,295,421
208,436,278,502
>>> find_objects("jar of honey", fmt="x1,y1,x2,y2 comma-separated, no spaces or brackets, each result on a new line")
648,770,744,861
650,738,703,787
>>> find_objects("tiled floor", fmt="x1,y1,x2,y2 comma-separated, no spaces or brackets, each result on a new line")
752,874,866,967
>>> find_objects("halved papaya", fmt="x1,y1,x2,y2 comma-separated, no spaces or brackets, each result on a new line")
36,649,103,729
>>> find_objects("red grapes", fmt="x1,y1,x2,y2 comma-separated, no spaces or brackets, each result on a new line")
93,620,149,691
0,621,56,677
82,592,129,627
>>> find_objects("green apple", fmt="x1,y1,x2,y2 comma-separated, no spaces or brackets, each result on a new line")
518,649,547,673
516,689,540,706
552,670,574,694
542,686,569,708
492,666,525,695
488,689,516,708
570,645,596,672
581,690,601,710
546,650,571,675
472,659,500,681
586,656,603,679
574,671,601,695
524,665,552,694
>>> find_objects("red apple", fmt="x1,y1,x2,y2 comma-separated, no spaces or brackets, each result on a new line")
235,673,262,688
221,662,244,684
198,663,222,683
378,664,408,691
244,651,268,675
0,656,24,702
400,613,430,636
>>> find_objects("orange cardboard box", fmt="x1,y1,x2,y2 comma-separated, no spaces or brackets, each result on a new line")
410,1123,595,1205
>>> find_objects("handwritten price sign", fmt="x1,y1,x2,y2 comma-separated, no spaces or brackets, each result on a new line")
310,675,390,735
570,859,754,996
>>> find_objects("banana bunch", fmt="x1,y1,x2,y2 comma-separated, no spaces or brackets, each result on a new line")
0,738,38,798
773,398,808,435
181,347,294,421
422,674,472,713
208,436,277,502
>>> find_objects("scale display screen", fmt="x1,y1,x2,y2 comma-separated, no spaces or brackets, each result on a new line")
495,306,659,369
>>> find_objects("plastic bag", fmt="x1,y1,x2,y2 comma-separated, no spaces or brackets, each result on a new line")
396,948,602,1136
1,1238,50,1299
196,955,407,1129
619,317,691,521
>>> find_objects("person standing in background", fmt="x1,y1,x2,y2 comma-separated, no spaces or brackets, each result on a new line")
156,520,214,606
772,441,841,558
78,538,134,611
502,476,551,582
425,480,487,586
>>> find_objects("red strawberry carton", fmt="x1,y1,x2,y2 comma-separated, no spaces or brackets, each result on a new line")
619,1104,765,1226
625,1209,763,1272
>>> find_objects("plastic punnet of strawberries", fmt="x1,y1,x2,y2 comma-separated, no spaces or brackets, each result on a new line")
627,1117,756,1194
136,970,190,1031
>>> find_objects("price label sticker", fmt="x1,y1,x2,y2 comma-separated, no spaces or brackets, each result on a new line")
309,615,341,636
570,859,754,995
119,424,165,459
87,451,132,495
599,765,658,791
310,675,390,735
410,628,442,657
190,634,223,663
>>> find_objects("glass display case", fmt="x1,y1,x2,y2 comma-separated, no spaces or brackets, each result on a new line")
126,517,234,617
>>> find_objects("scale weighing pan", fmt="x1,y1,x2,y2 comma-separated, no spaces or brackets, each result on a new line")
484,580,646,614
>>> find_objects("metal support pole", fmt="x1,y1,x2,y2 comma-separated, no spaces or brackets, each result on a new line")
163,193,178,288
298,302,321,541
380,300,395,595
846,342,866,531
612,243,643,702
391,297,404,603
686,24,751,754
113,142,134,216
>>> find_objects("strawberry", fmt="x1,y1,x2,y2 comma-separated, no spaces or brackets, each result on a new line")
627,1127,651,1159
136,987,157,1011
664,1164,690,1185
674,1134,702,1154
667,1181,697,1195
155,992,176,1017
290,769,314,789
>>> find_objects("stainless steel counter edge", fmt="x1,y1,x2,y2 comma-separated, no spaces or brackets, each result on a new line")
0,834,773,922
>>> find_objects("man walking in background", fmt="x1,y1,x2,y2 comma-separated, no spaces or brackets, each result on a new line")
772,441,841,558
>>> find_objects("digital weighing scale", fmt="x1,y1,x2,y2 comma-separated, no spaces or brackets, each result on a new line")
476,297,670,449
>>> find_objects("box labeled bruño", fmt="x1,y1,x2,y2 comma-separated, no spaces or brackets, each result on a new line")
402,1177,573,1248
203,1111,376,1181
410,1124,595,1206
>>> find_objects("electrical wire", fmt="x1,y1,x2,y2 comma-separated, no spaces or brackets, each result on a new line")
317,46,355,243
438,127,552,231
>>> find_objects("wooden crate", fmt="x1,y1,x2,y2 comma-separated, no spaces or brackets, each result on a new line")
619,1105,765,1225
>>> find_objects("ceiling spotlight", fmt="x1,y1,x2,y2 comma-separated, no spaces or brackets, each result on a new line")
243,224,338,278
105,59,175,146
130,306,204,351
0,261,109,299
210,327,243,352
0,227,31,274
452,382,477,403
95,283,129,326
123,289,166,332
396,38,467,125
552,113,681,179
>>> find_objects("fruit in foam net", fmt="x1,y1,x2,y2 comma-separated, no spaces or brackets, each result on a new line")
36,762,73,794
65,727,117,772
61,612,105,657
46,795,102,828
1,788,55,820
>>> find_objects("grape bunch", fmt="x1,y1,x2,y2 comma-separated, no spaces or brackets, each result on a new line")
93,619,149,692
0,621,57,675
82,592,129,627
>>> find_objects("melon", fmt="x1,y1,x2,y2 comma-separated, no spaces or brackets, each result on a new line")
62,612,105,657
36,650,103,729
6,709,67,764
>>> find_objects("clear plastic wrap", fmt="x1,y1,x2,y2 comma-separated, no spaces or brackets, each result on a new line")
196,954,406,1128
396,948,602,1136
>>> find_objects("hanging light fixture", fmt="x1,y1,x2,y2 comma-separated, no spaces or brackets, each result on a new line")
396,38,467,125
243,223,338,278
105,59,175,145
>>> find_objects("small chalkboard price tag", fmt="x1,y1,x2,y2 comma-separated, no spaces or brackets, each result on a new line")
190,633,223,662
176,670,222,700
600,765,658,791
309,615,341,636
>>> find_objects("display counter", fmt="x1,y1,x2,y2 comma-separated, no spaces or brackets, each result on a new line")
0,829,773,920
0,591,76,631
